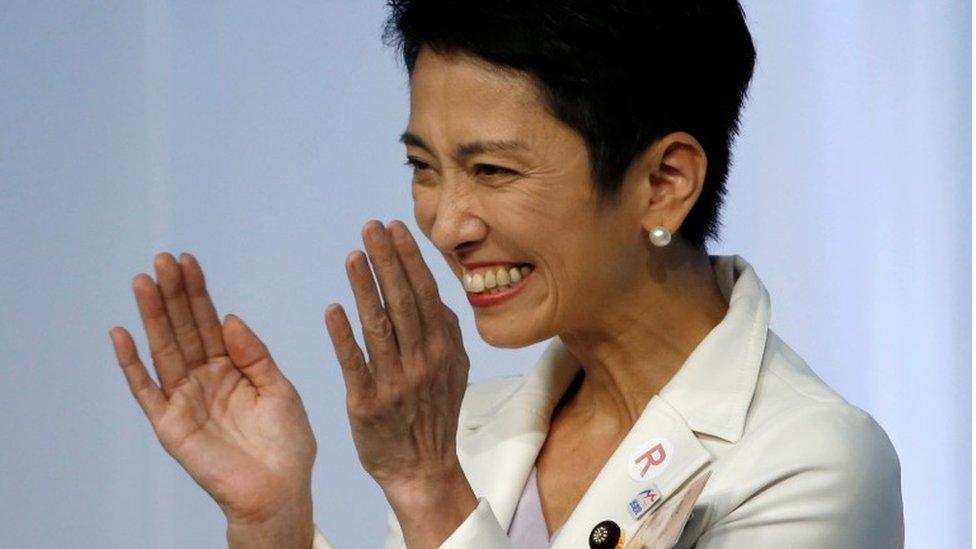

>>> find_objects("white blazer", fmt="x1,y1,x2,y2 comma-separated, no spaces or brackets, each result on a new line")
313,255,904,548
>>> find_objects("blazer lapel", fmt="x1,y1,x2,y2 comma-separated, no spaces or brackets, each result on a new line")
457,340,581,532
549,395,711,549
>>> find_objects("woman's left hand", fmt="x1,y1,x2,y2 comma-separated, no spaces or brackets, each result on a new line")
324,219,477,548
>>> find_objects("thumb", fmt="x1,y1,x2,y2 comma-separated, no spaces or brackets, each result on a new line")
222,314,284,390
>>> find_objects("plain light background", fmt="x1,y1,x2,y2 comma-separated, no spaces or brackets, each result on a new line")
0,1,969,547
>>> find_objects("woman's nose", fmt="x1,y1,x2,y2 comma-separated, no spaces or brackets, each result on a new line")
428,187,488,255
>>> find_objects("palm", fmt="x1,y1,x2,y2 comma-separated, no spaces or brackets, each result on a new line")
110,253,316,523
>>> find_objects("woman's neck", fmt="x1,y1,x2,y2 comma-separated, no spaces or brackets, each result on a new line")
556,251,730,428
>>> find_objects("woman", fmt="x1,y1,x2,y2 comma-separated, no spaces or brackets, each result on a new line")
109,1,904,547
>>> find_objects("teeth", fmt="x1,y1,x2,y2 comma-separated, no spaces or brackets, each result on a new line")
470,273,485,292
484,270,497,289
463,264,533,294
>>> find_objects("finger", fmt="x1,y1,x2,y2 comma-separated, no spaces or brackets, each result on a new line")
387,220,449,342
345,250,401,378
222,314,284,391
154,253,207,368
440,303,464,347
132,273,187,396
324,304,374,399
110,327,167,423
178,253,227,359
361,220,424,358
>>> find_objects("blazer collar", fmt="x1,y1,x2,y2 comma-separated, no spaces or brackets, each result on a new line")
658,254,770,444
457,254,770,538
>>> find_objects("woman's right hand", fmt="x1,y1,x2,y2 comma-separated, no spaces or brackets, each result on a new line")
109,253,317,548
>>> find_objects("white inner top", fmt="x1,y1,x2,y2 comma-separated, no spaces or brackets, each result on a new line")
507,467,563,548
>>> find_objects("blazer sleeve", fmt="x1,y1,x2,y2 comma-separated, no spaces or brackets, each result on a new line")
310,497,514,549
311,524,332,549
694,403,904,548
438,498,515,548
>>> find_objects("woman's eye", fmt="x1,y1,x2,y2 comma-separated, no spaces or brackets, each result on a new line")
474,164,516,177
404,157,430,172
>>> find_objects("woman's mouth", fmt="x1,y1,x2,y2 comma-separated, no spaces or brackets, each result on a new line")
460,263,535,308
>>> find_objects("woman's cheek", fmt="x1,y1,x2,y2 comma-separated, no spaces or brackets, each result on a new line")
412,186,438,239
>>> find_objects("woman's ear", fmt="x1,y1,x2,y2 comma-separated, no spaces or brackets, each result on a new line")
634,131,708,236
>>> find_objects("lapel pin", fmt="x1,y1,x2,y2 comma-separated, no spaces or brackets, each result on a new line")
589,519,625,549
628,438,673,481
627,484,662,520
624,470,713,549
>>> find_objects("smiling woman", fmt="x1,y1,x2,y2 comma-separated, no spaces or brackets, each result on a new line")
110,1,904,548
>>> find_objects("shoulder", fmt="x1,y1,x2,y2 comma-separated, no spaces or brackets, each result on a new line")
701,400,904,546
751,329,850,409
741,329,901,473
706,402,904,545
744,330,889,442
743,398,901,481
704,330,904,544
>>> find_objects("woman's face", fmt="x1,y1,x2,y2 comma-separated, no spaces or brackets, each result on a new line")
404,47,651,348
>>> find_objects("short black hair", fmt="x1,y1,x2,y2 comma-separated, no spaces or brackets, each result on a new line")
383,1,756,252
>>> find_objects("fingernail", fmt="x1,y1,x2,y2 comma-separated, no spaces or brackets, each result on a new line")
352,252,367,271
389,220,405,236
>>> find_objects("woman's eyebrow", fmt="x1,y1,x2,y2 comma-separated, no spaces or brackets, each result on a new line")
399,131,529,161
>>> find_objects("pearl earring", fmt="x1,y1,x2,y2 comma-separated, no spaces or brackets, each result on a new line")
649,226,671,247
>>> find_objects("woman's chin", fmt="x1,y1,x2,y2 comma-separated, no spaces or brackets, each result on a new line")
475,320,548,349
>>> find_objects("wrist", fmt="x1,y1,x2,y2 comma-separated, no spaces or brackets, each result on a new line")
226,491,314,549
382,466,478,549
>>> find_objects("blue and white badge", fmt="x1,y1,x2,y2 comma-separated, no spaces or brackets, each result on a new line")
627,485,662,520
